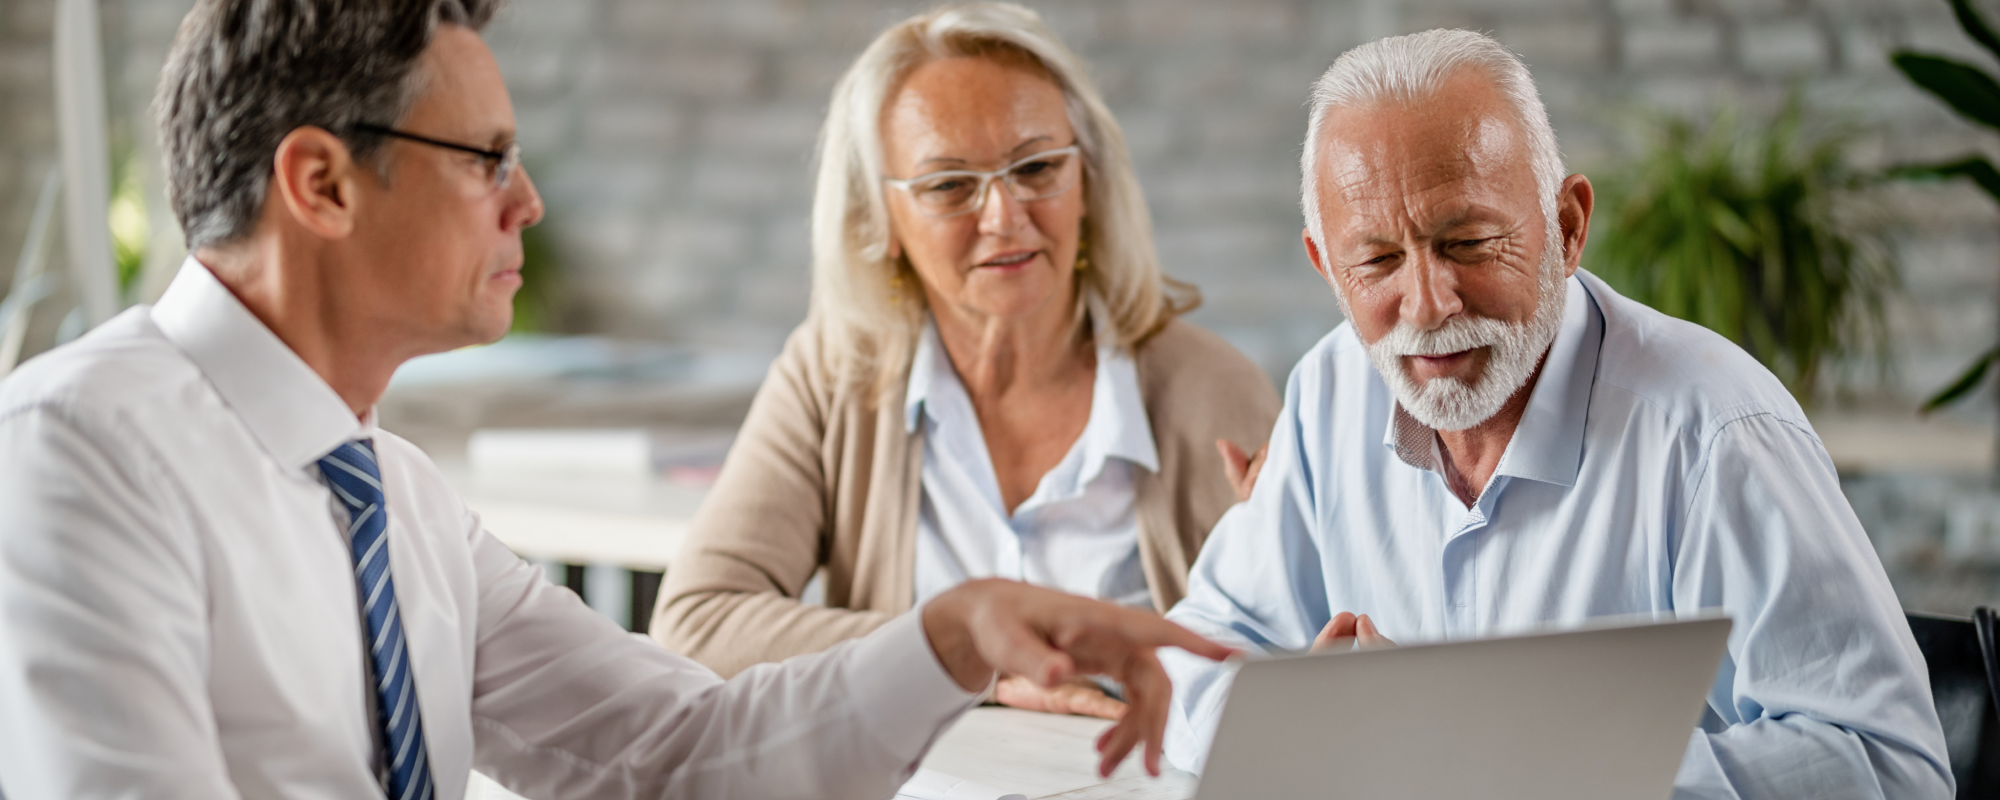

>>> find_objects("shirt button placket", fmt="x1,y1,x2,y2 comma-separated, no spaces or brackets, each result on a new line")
1002,514,1027,582
1444,509,1485,638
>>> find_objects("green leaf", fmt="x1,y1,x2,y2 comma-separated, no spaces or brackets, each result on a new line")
1892,52,2000,131
1704,204,1758,252
1588,101,1896,404
1888,156,2000,208
1951,0,2000,65
1923,345,2000,414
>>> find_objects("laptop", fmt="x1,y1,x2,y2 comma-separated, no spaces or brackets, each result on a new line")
1193,615,1732,800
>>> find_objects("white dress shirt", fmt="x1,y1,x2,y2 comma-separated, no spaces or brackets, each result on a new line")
0,259,977,800
1160,272,1952,799
906,309,1159,609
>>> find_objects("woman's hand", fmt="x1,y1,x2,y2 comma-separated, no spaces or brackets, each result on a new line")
995,674,1128,720
1216,440,1268,503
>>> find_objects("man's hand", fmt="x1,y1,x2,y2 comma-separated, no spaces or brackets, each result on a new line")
1216,439,1268,503
995,674,1127,720
922,579,1235,777
1309,612,1397,653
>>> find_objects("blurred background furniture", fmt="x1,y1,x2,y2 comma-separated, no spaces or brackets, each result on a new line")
381,334,773,630
1908,608,2000,798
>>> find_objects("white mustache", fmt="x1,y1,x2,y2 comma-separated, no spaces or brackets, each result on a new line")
1371,314,1518,360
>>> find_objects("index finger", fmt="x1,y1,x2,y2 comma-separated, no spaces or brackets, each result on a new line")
1122,613,1235,662
1216,440,1248,483
1216,438,1248,466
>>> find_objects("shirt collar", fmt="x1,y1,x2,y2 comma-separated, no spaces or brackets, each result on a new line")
151,257,367,470
903,297,1159,476
1380,275,1600,488
904,321,941,434
1082,309,1160,476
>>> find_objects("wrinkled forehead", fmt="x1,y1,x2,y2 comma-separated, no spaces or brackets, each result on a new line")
1309,72,1539,225
1317,104,1526,207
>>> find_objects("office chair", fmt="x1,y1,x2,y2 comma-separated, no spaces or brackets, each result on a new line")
1909,609,2000,798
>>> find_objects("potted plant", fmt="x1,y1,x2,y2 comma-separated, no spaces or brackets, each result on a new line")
1891,0,2000,420
1588,97,1895,404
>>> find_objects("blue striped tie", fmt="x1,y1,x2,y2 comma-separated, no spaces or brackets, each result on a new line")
319,440,433,800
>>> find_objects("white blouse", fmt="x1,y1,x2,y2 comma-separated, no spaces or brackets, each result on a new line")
905,305,1160,609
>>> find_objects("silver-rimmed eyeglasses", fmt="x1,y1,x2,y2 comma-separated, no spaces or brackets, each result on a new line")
353,123,522,191
883,145,1081,218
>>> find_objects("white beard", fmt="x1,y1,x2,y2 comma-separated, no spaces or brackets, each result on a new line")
1353,236,1569,432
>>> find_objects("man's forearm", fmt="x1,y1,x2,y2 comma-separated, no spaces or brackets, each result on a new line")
652,586,898,678
920,582,1002,692
1676,719,1951,800
472,546,977,800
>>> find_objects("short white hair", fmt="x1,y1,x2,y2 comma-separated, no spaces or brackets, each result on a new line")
1300,29,1565,252
808,3,1192,398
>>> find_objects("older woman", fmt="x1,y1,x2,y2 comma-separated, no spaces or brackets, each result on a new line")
650,3,1280,718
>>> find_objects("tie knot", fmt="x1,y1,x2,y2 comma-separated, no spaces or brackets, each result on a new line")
318,439,383,511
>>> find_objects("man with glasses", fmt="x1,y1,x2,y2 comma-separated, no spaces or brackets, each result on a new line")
0,2,1230,798
353,123,525,190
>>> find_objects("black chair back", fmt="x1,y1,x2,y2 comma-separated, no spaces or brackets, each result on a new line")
1909,610,2000,798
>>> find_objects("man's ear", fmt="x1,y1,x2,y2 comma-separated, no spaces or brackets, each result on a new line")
1556,173,1593,278
269,126,365,240
1302,227,1334,285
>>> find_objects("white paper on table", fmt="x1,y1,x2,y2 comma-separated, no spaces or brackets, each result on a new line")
896,767,1027,800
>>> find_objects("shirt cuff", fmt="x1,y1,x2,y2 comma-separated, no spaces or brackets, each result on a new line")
841,610,983,760
1161,646,1234,773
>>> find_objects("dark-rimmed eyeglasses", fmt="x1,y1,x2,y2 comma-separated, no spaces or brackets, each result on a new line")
352,123,521,191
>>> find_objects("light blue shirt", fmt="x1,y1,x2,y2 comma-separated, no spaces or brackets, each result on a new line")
1161,272,1951,799
905,309,1159,609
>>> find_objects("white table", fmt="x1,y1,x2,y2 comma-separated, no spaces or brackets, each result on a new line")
920,707,1197,799
469,706,1196,800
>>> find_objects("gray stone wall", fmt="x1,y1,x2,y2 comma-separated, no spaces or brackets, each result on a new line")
0,0,61,350
0,0,1995,404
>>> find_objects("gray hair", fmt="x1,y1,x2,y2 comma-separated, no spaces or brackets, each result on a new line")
1300,29,1564,251
809,2,1194,398
156,0,499,251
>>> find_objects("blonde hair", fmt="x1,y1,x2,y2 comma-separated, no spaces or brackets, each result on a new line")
808,2,1196,398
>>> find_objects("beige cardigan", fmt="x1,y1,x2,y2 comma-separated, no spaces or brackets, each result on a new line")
650,316,1282,677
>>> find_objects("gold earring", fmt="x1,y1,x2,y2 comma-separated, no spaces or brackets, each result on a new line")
1074,231,1092,272
888,254,916,304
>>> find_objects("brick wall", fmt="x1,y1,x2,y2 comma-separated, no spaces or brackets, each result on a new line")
1,0,1994,410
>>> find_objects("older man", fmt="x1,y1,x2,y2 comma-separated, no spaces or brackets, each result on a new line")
0,2,1229,799
1159,29,1950,799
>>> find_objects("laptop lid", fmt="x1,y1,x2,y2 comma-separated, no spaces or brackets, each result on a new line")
1194,616,1731,800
